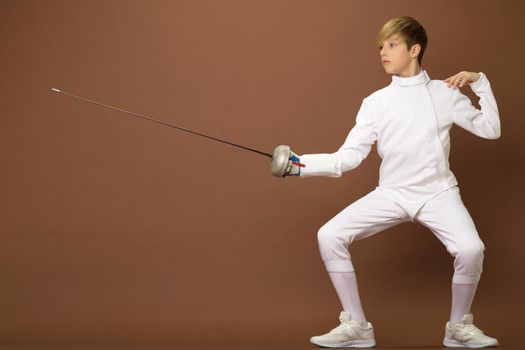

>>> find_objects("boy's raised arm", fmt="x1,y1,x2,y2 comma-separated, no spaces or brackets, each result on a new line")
451,72,501,139
298,97,378,178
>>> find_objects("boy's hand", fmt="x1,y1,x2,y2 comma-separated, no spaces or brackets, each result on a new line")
444,71,481,89
283,150,304,177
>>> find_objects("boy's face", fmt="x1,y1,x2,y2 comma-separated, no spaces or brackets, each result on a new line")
379,34,419,75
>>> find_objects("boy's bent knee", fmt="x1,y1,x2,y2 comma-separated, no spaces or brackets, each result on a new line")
455,241,485,262
316,225,331,242
317,224,336,246
317,224,352,248
451,240,485,282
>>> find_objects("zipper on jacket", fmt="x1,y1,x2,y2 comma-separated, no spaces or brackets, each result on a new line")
424,84,450,187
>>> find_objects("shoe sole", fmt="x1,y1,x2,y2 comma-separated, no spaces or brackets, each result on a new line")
443,337,499,348
309,338,376,348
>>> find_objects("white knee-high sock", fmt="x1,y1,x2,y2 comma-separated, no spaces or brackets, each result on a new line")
450,282,479,325
328,271,367,324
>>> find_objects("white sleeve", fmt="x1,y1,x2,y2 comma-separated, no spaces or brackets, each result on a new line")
452,72,501,139
298,97,377,178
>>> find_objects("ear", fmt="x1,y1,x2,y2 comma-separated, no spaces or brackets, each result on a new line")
410,44,421,57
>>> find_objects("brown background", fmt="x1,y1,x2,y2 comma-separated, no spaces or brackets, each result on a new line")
1,0,524,348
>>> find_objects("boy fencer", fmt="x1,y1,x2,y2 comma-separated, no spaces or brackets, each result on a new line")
281,16,501,348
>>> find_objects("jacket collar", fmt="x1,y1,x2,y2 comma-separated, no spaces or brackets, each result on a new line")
391,68,430,87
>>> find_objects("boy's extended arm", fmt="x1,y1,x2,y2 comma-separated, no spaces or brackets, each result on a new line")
452,72,501,139
298,97,377,178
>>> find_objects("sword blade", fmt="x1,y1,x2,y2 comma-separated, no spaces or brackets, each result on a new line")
51,88,273,159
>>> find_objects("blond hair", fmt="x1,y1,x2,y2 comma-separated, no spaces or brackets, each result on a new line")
377,16,428,66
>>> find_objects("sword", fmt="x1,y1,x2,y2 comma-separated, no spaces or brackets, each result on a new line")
50,88,304,176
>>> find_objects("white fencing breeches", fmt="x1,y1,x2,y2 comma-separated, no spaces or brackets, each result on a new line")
317,185,485,284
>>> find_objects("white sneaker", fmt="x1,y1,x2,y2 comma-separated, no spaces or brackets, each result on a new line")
443,313,499,348
309,311,376,348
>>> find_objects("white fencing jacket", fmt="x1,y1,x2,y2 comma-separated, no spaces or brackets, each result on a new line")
299,69,500,217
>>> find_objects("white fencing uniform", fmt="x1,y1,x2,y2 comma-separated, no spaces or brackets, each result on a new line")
299,69,500,284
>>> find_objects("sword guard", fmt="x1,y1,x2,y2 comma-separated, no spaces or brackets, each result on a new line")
271,145,303,177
